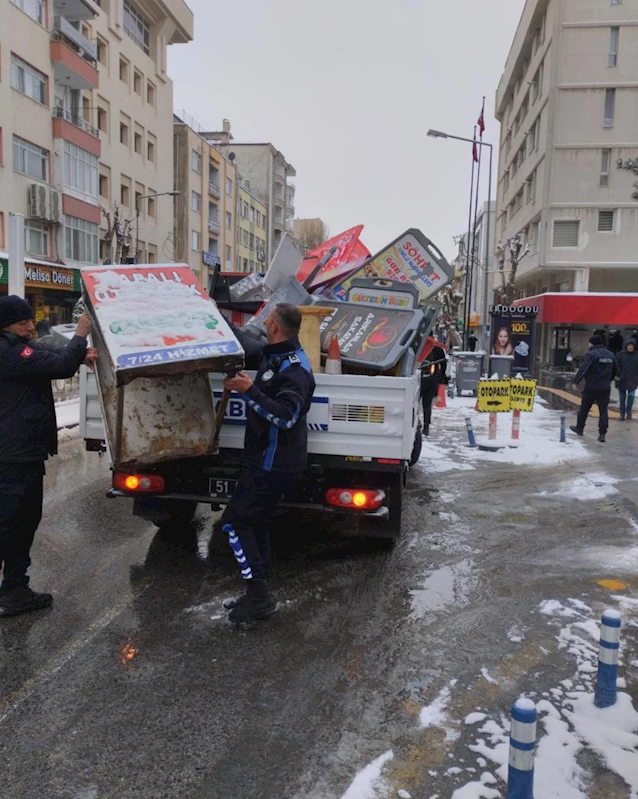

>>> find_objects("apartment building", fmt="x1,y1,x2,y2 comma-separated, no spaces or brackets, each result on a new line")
0,0,192,322
236,180,268,273
173,114,237,288
496,0,638,302
204,121,296,263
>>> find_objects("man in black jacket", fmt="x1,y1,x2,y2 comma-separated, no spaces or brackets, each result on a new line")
221,304,315,622
419,344,447,436
570,334,617,443
616,338,638,421
0,296,95,617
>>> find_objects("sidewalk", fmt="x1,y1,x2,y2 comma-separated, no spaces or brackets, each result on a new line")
55,397,80,432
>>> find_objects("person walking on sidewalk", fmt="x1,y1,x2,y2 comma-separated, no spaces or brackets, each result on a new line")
419,344,447,436
0,297,96,617
570,334,617,443
616,338,638,420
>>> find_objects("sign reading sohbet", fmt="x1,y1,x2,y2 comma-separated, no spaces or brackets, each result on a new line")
477,379,511,412
477,378,537,413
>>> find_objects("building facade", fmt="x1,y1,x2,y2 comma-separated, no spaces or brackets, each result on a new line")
0,0,192,322
204,121,296,263
495,0,638,303
173,113,237,288
236,180,268,273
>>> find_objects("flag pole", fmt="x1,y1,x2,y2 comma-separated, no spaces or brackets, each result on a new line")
468,97,486,352
463,125,477,351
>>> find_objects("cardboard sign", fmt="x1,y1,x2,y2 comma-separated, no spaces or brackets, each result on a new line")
331,229,454,304
510,378,537,412
477,379,511,413
81,265,243,373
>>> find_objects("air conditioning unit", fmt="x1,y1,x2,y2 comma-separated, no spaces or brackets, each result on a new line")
49,189,61,224
27,184,49,220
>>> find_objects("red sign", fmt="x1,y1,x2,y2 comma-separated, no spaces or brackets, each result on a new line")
296,225,370,288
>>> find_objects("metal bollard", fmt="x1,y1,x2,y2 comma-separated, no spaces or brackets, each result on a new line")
560,415,566,443
465,417,477,447
506,697,537,799
594,609,621,708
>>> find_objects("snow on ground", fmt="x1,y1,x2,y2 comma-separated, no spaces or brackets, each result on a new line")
420,396,588,473
55,398,80,430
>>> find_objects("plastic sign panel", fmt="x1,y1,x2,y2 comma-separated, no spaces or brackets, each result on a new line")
332,229,454,305
81,265,243,373
477,379,511,413
510,378,537,412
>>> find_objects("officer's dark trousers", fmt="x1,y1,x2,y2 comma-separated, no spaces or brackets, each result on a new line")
421,382,440,434
0,462,45,591
577,389,611,434
222,458,296,581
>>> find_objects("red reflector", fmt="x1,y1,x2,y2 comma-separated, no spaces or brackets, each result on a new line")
113,473,165,493
378,459,400,465
325,488,385,511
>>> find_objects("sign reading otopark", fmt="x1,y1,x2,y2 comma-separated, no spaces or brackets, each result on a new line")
477,377,537,413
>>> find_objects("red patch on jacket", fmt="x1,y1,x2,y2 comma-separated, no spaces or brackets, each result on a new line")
20,347,34,358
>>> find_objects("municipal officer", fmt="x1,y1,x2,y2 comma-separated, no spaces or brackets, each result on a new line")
221,303,315,623
570,334,617,443
0,296,96,617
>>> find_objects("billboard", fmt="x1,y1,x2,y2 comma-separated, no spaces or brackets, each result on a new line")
490,304,538,376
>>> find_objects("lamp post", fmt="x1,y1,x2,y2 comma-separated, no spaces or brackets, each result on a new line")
427,130,494,352
135,191,180,264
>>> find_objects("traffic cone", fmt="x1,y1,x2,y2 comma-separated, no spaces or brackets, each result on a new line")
435,383,447,409
324,334,342,375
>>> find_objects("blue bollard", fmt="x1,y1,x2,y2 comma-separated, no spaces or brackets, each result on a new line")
506,697,537,799
224,524,253,580
560,414,566,443
594,609,622,708
465,417,477,448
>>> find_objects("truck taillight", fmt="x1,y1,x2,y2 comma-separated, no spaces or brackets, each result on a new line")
325,488,385,511
113,473,165,493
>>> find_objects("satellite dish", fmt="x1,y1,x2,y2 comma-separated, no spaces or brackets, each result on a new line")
229,152,236,163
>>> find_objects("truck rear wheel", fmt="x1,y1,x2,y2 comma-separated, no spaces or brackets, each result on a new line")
409,424,423,467
358,473,403,542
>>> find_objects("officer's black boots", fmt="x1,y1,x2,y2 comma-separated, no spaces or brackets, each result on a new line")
226,579,277,623
0,586,53,617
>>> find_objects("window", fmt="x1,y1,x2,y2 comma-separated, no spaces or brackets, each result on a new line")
539,9,547,44
609,27,619,67
147,136,156,162
553,220,580,247
250,206,255,222
96,37,108,67
121,183,130,207
237,226,241,242
601,149,612,187
97,105,108,134
147,81,156,107
192,149,201,174
9,0,44,25
123,0,150,55
250,233,255,249
25,220,48,256
226,211,232,230
134,128,143,155
119,56,129,85
226,245,232,266
505,131,512,155
120,119,129,146
598,210,615,231
604,88,616,127
192,230,201,251
63,141,99,203
147,196,156,218
531,63,543,102
243,229,249,246
521,91,529,121
500,213,507,235
13,135,47,180
99,172,109,199
11,55,47,104
192,191,201,213
242,201,248,218
133,70,143,95
529,220,540,253
65,217,98,263
226,177,233,196
526,170,536,204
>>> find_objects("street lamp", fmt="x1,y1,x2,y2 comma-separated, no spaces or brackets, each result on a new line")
135,191,180,264
427,129,494,352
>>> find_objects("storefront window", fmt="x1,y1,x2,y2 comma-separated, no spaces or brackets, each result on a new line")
65,216,98,264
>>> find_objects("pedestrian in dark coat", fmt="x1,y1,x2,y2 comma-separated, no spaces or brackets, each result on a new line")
570,335,617,443
609,330,624,355
0,296,96,617
220,304,315,623
420,345,447,436
616,338,638,420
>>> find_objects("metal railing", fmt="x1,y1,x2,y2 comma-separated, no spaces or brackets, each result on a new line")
208,219,220,233
54,106,99,138
209,181,221,197
51,16,98,66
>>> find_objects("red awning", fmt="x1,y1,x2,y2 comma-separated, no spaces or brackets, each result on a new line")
513,293,638,325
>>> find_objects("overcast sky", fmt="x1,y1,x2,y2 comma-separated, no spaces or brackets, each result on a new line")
168,0,526,261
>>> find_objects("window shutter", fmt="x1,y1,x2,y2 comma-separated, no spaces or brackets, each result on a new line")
598,210,615,231
553,220,579,247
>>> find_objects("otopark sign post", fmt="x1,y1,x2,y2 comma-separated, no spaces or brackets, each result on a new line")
477,377,537,445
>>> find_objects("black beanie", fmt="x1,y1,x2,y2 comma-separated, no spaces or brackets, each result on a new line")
590,334,604,347
0,295,34,330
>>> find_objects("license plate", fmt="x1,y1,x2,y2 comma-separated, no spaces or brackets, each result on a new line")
208,478,238,499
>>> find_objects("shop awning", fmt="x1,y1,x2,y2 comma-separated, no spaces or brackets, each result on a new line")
513,292,638,325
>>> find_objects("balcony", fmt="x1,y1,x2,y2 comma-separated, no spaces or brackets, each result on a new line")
53,107,101,156
208,219,220,234
209,181,221,198
51,17,98,90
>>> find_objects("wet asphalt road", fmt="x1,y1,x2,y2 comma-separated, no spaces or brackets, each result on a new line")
1,417,638,799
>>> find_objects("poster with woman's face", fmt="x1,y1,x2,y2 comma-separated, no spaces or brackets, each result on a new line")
490,312,536,374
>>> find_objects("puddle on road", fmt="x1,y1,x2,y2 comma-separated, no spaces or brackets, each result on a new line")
410,559,477,618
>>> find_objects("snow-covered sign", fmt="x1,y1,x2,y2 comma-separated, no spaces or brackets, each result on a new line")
81,265,243,376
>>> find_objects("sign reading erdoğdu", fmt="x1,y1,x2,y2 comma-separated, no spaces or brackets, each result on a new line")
81,265,242,372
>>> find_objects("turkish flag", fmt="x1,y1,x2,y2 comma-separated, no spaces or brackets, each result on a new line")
473,141,479,163
477,110,486,137
296,225,371,288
